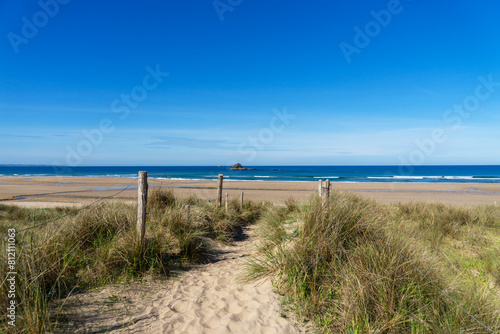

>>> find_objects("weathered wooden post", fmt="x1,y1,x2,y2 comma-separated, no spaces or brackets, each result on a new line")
318,179,322,197
216,174,223,208
185,205,191,220
225,193,229,213
240,191,244,209
322,179,330,211
137,171,148,245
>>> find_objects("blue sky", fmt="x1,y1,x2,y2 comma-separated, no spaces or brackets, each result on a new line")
1,0,499,166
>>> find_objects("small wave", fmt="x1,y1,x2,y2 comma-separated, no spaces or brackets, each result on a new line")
441,176,474,180
86,174,137,179
313,176,340,179
422,176,496,181
369,175,482,180
393,176,425,179
366,175,499,182
472,176,500,180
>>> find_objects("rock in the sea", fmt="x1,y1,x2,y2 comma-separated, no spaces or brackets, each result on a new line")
231,163,244,169
228,163,258,171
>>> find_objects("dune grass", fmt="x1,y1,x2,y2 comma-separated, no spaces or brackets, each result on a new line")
2,188,498,333
0,188,264,333
246,193,500,333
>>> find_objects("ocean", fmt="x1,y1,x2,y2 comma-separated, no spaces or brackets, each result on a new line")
1,165,500,184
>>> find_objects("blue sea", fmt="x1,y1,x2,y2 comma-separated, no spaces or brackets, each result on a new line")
1,165,500,184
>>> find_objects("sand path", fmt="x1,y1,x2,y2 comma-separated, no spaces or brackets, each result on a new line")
61,224,306,333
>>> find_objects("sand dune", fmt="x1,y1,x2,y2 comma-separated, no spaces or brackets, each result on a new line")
4,176,499,332
59,225,307,333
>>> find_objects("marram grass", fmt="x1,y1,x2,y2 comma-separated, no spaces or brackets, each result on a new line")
0,189,264,333
245,192,500,333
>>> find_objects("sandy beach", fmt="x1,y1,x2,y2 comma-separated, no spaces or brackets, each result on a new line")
1,176,500,207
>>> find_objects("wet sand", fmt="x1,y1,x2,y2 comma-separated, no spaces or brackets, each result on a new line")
1,176,499,207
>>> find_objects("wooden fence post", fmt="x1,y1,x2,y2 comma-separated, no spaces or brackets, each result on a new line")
318,179,322,197
225,193,228,213
240,191,244,208
185,205,190,220
216,174,223,208
137,171,148,245
322,179,330,211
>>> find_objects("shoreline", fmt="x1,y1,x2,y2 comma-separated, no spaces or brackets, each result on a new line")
1,176,499,207
3,174,500,183
3,174,500,185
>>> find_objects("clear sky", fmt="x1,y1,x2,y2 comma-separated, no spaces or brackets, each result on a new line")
1,0,499,166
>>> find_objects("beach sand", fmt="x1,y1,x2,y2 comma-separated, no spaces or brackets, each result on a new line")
1,176,499,207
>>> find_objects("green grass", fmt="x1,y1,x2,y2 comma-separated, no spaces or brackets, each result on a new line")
391,202,500,310
0,189,264,333
246,193,500,333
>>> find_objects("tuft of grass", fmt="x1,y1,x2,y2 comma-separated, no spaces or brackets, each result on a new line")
284,197,299,212
148,187,176,211
162,208,209,259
